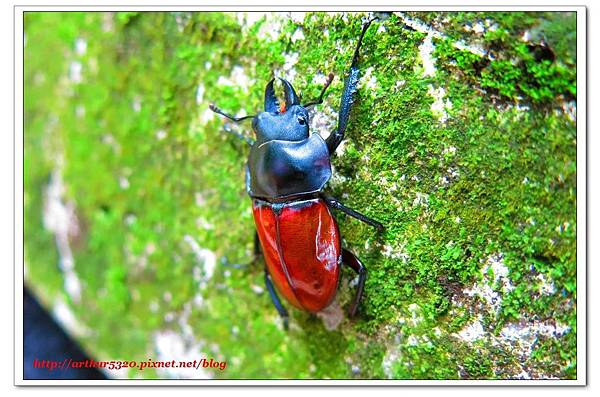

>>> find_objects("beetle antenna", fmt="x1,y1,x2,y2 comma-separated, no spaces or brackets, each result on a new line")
303,73,335,108
209,103,255,122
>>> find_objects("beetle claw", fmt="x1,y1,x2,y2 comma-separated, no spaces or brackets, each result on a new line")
264,78,280,113
371,11,393,22
348,305,358,318
220,256,249,270
278,77,300,108
283,316,289,331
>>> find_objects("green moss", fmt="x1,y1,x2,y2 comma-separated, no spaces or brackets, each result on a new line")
25,11,577,379
435,12,575,104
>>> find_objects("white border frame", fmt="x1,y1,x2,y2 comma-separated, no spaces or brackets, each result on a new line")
13,3,587,386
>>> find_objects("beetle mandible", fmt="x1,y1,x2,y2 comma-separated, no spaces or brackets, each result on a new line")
210,15,384,329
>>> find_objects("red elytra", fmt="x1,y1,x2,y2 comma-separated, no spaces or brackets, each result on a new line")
252,198,341,313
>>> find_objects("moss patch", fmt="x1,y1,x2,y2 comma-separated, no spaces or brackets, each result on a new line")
24,11,577,379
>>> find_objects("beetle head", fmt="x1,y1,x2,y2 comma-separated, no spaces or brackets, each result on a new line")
252,78,309,143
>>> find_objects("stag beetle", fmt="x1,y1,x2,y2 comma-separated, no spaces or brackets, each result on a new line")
210,16,384,329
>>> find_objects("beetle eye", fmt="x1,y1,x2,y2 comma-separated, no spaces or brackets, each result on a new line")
297,116,306,125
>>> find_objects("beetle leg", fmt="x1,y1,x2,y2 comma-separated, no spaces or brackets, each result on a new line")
325,17,377,154
221,232,262,269
323,196,384,231
342,249,367,317
253,231,261,258
264,268,290,330
222,124,255,146
221,253,251,269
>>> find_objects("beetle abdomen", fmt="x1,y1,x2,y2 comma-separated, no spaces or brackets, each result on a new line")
253,198,341,313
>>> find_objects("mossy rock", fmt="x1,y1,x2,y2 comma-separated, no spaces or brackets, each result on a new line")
24,11,577,379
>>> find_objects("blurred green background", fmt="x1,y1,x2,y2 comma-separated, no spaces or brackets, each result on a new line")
24,11,577,379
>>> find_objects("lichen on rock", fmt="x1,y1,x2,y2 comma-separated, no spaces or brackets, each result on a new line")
24,11,577,380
